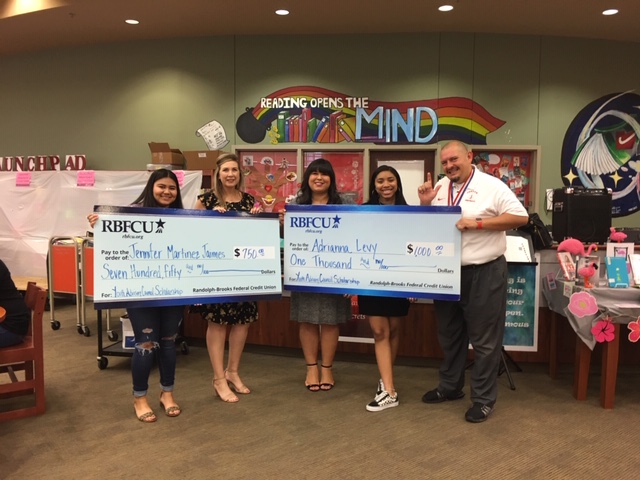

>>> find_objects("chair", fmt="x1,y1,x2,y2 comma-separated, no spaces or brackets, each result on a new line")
0,282,47,421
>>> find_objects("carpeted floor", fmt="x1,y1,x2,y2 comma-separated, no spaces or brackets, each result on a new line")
1,302,639,479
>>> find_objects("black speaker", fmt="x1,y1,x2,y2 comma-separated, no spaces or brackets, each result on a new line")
552,187,612,243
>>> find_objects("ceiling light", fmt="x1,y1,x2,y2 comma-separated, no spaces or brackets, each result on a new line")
125,19,139,25
438,5,454,12
275,9,289,16
0,0,68,19
602,9,618,15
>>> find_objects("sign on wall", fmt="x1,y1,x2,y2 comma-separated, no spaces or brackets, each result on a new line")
234,86,505,146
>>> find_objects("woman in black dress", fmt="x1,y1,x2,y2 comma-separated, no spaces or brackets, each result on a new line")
195,153,263,403
358,165,411,412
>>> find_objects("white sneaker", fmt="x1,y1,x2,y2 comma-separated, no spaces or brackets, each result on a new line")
366,390,399,412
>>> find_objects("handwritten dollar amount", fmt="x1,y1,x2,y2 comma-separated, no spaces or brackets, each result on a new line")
233,246,276,260
406,242,454,257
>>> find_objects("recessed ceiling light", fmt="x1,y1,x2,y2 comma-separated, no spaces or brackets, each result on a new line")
275,9,289,16
125,19,139,25
438,5,454,12
602,9,618,15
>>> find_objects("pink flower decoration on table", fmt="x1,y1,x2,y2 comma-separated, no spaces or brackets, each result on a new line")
591,318,615,343
568,291,599,318
628,318,640,343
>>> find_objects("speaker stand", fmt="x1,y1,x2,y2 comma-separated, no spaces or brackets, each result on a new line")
465,347,522,391
499,347,522,391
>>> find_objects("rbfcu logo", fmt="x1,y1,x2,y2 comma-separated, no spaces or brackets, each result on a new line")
101,218,166,234
289,215,341,233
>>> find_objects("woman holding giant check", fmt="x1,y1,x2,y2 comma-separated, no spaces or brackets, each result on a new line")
358,166,411,412
287,158,354,392
194,153,263,403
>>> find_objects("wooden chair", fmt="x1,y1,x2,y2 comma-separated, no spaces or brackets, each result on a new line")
0,282,47,421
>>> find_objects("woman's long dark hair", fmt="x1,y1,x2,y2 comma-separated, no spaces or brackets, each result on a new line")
296,158,343,205
132,168,183,208
366,165,407,205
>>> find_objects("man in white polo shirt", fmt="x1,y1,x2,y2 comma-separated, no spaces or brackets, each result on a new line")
417,140,528,423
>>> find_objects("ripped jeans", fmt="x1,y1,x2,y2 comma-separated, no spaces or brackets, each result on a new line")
127,306,184,398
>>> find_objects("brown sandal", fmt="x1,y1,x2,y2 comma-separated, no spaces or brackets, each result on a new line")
159,400,181,417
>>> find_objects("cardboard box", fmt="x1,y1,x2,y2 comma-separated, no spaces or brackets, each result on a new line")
146,164,183,171
183,150,220,170
121,315,135,349
148,142,185,166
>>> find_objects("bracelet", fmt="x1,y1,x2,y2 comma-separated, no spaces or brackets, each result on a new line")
476,218,483,230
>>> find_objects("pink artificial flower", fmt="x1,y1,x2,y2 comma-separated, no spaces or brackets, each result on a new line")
568,291,599,318
591,319,615,343
628,318,640,343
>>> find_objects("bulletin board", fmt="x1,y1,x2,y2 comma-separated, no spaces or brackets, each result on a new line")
472,150,533,207
236,150,299,213
303,150,365,204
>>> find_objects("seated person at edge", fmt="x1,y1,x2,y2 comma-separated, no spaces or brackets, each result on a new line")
282,158,354,392
88,168,184,423
0,259,31,348
417,140,528,423
358,166,412,412
194,153,262,403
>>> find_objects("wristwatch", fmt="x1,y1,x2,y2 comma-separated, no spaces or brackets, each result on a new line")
476,218,483,230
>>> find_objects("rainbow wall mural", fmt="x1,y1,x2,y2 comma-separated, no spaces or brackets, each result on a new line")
235,86,505,145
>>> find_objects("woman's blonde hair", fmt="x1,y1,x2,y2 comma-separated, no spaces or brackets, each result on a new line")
213,152,245,202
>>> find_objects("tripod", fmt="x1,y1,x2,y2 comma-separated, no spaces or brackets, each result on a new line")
465,346,523,390
499,347,523,390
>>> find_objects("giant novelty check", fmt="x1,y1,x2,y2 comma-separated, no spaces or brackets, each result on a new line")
284,205,462,300
92,206,281,308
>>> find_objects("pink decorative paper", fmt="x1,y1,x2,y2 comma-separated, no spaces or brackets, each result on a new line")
77,170,95,187
627,318,640,343
591,318,615,343
568,291,598,318
174,170,185,187
15,172,31,186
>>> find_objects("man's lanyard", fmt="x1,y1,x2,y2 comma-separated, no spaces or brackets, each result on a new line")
448,167,475,206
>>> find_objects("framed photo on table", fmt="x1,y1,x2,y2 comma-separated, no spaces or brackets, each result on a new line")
606,242,634,259
556,252,576,281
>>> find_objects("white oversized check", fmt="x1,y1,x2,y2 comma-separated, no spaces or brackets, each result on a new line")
92,206,282,308
284,205,462,300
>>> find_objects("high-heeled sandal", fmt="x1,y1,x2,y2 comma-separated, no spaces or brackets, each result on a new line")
305,362,320,392
320,364,335,391
224,369,251,394
213,377,239,403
